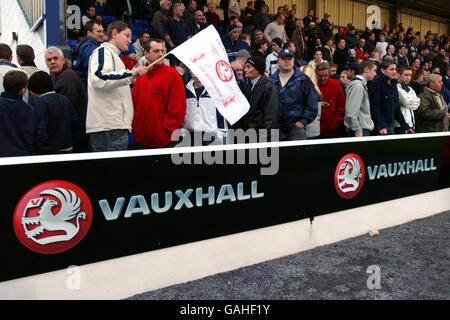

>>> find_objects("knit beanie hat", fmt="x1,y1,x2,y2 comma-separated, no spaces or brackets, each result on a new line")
247,56,266,75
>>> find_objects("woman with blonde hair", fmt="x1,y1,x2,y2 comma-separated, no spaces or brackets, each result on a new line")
300,65,322,139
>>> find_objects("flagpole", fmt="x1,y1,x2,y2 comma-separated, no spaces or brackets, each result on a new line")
147,52,171,69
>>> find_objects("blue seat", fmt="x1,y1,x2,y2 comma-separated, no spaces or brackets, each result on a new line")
133,27,145,35
67,39,78,50
101,15,117,25
95,6,105,16
134,19,149,28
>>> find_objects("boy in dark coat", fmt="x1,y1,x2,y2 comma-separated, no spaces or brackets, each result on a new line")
0,71,37,157
28,71,78,154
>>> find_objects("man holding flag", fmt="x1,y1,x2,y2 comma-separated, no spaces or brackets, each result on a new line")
171,25,251,128
132,39,187,149
132,26,252,149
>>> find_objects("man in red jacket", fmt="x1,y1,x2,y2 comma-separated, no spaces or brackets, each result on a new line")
132,39,186,149
316,62,345,138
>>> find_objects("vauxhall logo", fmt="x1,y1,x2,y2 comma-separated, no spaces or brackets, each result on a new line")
13,181,93,255
366,158,437,180
99,181,264,221
14,180,264,253
335,153,438,199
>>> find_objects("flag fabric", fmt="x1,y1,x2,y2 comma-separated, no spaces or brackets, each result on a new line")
171,26,250,126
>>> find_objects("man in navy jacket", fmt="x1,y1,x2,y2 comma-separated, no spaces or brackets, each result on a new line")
369,60,414,135
270,49,318,140
72,20,104,89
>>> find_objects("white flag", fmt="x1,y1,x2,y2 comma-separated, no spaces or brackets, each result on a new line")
171,25,250,126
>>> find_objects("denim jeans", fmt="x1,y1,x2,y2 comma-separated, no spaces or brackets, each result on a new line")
89,130,129,152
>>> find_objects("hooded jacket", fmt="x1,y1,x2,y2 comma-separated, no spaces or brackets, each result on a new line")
344,75,374,132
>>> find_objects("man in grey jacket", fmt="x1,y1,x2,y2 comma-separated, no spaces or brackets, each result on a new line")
344,60,377,137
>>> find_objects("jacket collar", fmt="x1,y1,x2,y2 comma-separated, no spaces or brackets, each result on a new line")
355,75,367,86
424,86,439,95
1,92,23,101
271,67,305,85
379,73,397,86
102,42,121,55
0,59,17,68
147,63,165,76
74,37,99,55
20,61,37,67
186,79,206,97
51,63,68,80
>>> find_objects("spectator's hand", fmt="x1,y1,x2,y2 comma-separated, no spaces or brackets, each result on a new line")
295,121,305,129
132,66,149,77
355,130,363,137
405,128,415,134
447,112,450,118
379,128,388,135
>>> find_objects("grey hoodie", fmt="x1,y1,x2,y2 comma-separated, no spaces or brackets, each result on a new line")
344,75,374,133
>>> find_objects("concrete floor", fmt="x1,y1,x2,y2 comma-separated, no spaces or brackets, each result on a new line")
130,211,450,300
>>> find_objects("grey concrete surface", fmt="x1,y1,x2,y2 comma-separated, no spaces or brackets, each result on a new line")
130,211,450,300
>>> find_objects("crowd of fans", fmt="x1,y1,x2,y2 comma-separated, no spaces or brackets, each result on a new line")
0,0,449,157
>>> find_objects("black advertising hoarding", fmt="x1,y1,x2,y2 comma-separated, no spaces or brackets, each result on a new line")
1,135,449,283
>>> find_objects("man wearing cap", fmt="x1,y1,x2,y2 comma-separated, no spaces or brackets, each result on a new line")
223,25,251,62
265,37,283,76
270,49,319,141
237,56,279,136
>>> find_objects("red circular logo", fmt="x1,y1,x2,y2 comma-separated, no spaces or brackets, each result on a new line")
13,181,93,254
215,60,234,82
334,153,366,199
